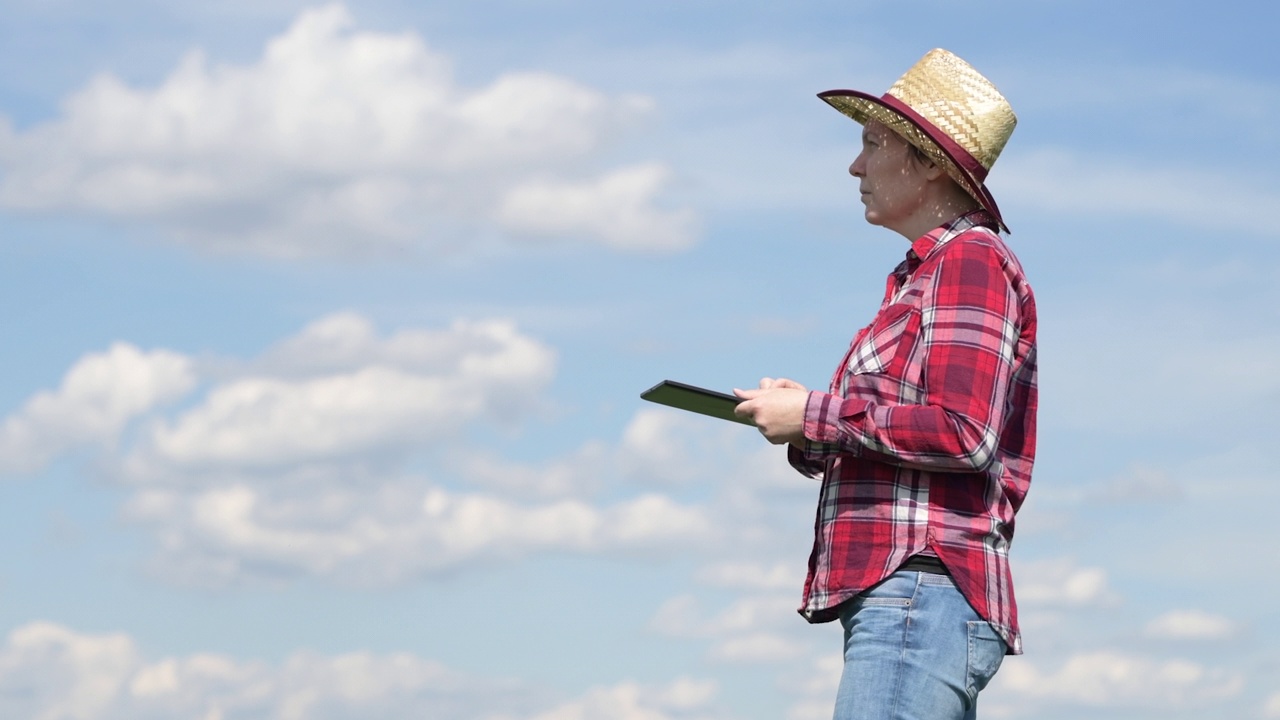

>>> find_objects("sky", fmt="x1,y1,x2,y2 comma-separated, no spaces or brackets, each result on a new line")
0,1,1278,718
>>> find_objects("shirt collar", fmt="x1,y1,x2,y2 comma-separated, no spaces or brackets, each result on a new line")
907,210,998,265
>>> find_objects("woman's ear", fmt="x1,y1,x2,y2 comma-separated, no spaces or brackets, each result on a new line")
907,145,947,181
920,159,947,182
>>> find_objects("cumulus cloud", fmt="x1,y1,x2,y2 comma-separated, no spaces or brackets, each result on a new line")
0,343,194,476
0,621,544,720
499,164,697,251
777,654,843,720
0,622,725,720
650,593,810,666
1015,557,1118,607
117,356,722,586
0,4,696,257
457,408,737,500
1265,691,1280,719
126,481,711,586
993,650,1243,709
528,678,720,720
125,313,554,475
93,313,723,585
616,409,733,486
1143,609,1238,641
0,310,802,589
8,314,726,587
651,594,799,639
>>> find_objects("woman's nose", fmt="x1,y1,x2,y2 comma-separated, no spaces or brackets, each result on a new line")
849,151,866,177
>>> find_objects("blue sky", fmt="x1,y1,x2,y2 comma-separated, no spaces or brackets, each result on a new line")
1,1,1278,718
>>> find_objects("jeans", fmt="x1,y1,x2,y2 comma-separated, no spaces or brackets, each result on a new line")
833,570,1006,720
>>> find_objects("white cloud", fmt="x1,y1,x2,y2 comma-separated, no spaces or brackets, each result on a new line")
0,622,723,719
148,368,478,467
651,594,798,639
0,311,806,589
616,409,727,488
499,163,697,251
993,650,1244,709
654,677,719,711
458,445,609,500
529,678,720,720
0,343,194,475
1015,558,1118,607
107,333,718,585
127,314,554,474
0,622,139,720
1143,609,1238,641
0,4,695,257
786,699,835,720
0,621,546,720
778,654,842,720
125,473,712,587
1,312,555,482
1265,691,1280,719
650,593,810,666
457,408,738,500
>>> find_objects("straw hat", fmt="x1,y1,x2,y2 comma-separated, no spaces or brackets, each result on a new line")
819,49,1017,232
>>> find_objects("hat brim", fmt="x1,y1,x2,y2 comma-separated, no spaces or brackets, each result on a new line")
818,89,1009,233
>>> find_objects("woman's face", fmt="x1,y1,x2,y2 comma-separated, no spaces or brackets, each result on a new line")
849,120,930,235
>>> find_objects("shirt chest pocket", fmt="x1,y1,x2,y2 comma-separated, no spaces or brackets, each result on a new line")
848,303,917,376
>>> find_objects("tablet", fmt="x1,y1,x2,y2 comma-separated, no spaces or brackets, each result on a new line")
640,380,753,426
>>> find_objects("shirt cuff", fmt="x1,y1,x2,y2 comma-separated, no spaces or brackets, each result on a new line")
804,391,872,447
786,443,824,477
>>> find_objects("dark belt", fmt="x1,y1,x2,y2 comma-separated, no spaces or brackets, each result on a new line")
900,554,949,575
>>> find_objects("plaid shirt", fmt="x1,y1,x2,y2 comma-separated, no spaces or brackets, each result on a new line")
788,211,1037,654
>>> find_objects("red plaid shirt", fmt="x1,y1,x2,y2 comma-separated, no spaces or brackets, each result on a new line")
788,211,1037,654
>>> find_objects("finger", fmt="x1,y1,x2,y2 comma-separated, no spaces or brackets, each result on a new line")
758,377,775,390
733,388,761,399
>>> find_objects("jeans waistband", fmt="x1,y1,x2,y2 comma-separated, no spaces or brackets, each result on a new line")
899,554,949,575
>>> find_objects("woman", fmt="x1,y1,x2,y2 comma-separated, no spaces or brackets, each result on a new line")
734,49,1037,720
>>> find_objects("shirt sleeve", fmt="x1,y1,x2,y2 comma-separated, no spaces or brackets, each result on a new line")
801,238,1023,472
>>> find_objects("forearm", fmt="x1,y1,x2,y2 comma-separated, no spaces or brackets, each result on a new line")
800,391,999,472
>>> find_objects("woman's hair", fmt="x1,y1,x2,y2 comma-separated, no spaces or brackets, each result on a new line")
904,139,980,210
906,142,933,167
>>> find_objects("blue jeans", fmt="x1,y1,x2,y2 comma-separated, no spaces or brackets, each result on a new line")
833,570,1006,720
